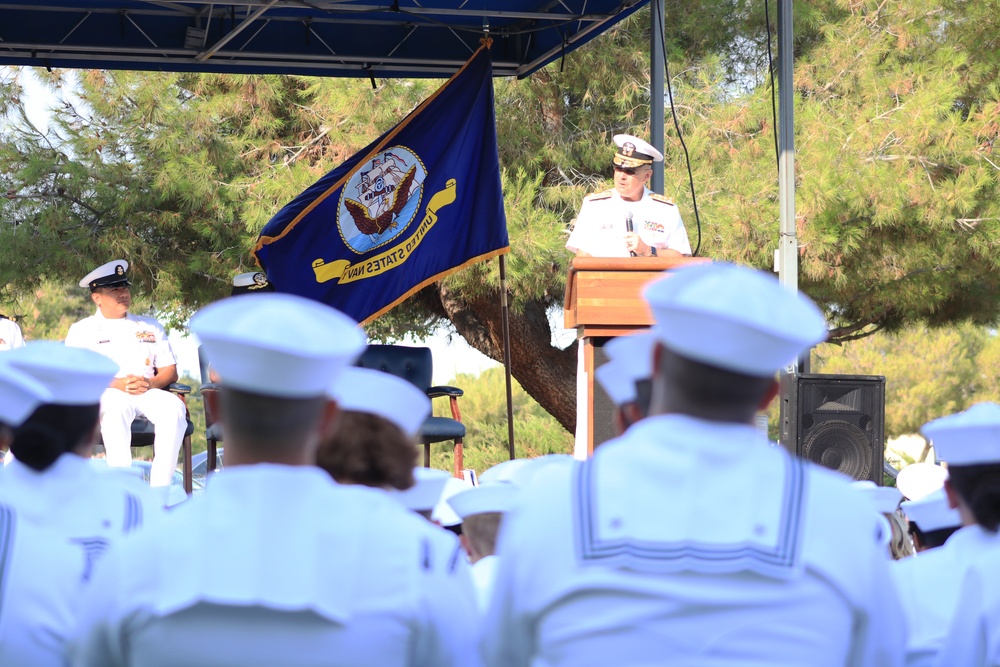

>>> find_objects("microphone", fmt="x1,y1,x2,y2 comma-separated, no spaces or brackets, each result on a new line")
625,212,636,257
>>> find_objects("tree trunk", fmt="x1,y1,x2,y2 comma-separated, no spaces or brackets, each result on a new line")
435,282,578,433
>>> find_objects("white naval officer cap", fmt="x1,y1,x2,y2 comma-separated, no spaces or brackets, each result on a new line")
327,367,430,437
231,270,275,296
900,489,961,532
895,462,948,501
6,342,118,405
643,262,828,377
190,293,365,399
0,358,52,426
79,259,130,290
920,402,1000,466
851,480,904,515
612,134,663,168
447,483,519,520
391,466,452,512
597,332,657,406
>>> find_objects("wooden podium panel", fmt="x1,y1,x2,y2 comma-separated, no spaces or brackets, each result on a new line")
564,256,711,453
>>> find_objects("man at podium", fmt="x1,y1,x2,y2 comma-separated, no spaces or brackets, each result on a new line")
566,134,692,258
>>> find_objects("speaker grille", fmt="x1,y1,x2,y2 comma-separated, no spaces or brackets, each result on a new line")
800,418,875,480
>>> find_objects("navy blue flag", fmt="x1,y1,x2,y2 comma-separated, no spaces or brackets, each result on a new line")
254,43,509,324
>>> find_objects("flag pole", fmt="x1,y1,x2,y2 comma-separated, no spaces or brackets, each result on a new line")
499,255,516,459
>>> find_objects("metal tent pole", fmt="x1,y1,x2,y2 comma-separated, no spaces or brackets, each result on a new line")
650,0,665,194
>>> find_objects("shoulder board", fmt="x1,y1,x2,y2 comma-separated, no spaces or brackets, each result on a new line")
650,194,675,205
584,190,613,201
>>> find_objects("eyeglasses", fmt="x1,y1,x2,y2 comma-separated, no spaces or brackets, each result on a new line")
614,166,640,176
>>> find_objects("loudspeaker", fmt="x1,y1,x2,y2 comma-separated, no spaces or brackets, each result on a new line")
591,341,619,448
780,373,886,484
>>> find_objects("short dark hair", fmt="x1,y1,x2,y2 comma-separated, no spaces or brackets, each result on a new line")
316,411,417,491
12,403,100,471
653,347,775,423
946,463,1000,533
907,522,959,549
219,387,328,454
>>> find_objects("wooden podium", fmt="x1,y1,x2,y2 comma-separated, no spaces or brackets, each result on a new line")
564,256,710,454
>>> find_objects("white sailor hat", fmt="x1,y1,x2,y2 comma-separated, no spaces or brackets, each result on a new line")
231,271,275,296
851,480,903,515
0,358,52,426
328,367,430,437
391,466,451,512
598,333,657,406
901,489,961,532
6,342,118,406
478,458,533,486
595,360,638,406
432,476,473,527
895,462,948,501
612,134,663,169
643,262,828,377
920,403,1000,466
448,483,519,520
190,293,365,399
79,259,130,291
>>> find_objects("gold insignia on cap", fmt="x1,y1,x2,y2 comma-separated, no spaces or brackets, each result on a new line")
115,264,125,276
622,142,636,157
253,272,267,286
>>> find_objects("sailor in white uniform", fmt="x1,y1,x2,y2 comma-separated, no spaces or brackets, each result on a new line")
565,134,691,259
482,262,906,667
595,332,657,436
64,260,187,487
0,313,25,351
920,403,1000,667
0,343,164,545
70,293,480,667
0,356,91,667
448,483,519,611
891,489,963,667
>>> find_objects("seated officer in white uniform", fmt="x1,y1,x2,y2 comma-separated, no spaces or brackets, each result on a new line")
64,260,187,488
0,357,93,667
919,404,1000,667
0,313,25,351
482,262,905,667
0,343,163,543
565,134,691,259
70,293,480,667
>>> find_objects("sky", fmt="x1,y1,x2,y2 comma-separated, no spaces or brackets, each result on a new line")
9,68,576,383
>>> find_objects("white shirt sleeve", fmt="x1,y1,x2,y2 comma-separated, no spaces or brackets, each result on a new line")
934,565,992,667
67,539,129,667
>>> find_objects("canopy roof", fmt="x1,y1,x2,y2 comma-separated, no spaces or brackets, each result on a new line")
0,1,647,79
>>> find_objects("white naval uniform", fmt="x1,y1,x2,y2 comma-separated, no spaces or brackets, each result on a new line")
65,310,186,487
0,453,163,546
890,525,997,667
933,532,1000,667
0,316,25,351
0,502,88,667
70,465,481,667
470,554,500,612
483,415,905,667
565,188,692,258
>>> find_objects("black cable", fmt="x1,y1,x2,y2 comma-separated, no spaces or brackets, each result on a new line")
657,2,702,256
764,0,779,170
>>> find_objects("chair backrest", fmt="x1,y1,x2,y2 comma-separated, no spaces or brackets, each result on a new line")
357,345,433,392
